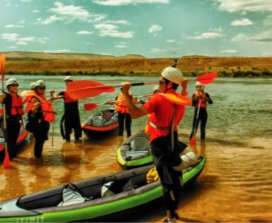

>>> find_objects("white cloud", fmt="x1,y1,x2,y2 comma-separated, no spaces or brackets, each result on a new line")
94,24,134,38
231,33,250,42
1,33,48,45
232,31,272,42
166,39,175,43
77,31,93,35
37,2,106,25
150,48,167,53
148,25,162,35
114,41,127,48
231,18,253,26
187,32,224,40
43,49,71,53
213,0,272,12
5,24,24,28
220,49,238,54
104,20,129,25
263,15,272,26
93,0,169,6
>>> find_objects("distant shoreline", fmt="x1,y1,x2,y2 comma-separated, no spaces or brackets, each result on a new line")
3,52,272,78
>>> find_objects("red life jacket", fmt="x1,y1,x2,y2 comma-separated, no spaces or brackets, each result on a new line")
26,93,55,122
193,92,207,108
24,90,36,103
9,93,23,116
115,93,129,113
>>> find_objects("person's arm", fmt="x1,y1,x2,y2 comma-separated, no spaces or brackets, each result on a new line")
180,78,188,96
205,93,213,104
0,93,6,103
121,82,148,119
50,90,63,101
30,97,40,113
192,93,198,106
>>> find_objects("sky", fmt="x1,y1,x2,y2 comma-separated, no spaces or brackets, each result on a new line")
1,0,272,58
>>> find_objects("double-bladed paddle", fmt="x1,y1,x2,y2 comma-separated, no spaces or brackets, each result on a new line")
1,54,11,168
67,80,157,100
83,93,153,111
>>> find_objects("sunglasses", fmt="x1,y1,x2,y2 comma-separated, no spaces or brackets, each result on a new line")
38,87,46,90
10,84,19,87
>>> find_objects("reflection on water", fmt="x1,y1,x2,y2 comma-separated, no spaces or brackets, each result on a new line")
0,76,272,222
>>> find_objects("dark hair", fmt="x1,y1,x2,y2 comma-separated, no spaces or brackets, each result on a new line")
165,78,179,90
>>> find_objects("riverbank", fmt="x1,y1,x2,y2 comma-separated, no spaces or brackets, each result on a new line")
3,51,272,78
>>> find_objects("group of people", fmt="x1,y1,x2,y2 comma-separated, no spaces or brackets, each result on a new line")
0,76,82,159
0,68,213,223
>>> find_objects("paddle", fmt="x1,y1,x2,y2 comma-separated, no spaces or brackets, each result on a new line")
189,72,217,145
196,72,217,84
67,80,157,100
84,94,153,111
1,54,11,168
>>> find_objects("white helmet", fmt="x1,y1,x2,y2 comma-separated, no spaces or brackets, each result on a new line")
30,82,36,90
195,81,204,87
64,76,73,81
161,66,184,84
6,78,18,87
34,80,46,88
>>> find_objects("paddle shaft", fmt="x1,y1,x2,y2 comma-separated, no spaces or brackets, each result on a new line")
1,54,11,168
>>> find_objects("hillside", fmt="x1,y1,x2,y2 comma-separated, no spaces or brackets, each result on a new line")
2,51,272,77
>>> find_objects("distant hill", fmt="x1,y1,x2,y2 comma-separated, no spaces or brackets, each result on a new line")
1,51,272,77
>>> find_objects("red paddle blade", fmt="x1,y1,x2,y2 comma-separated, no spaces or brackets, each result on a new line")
0,108,3,115
196,72,218,84
84,103,99,111
67,80,115,100
4,150,11,169
1,54,6,80
189,135,196,145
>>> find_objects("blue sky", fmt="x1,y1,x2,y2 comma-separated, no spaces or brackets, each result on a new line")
1,0,272,58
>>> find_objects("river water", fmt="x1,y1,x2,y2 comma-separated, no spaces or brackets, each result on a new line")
0,76,272,222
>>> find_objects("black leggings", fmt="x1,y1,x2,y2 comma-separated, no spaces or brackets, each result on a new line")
117,112,131,136
151,133,184,218
190,107,208,140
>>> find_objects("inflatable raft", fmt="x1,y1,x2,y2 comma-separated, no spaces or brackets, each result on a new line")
0,155,205,222
116,130,153,168
81,108,118,137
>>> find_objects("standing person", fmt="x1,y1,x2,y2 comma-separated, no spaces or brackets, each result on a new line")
121,66,189,223
0,78,23,159
189,81,213,141
105,87,137,137
25,80,55,158
51,76,82,142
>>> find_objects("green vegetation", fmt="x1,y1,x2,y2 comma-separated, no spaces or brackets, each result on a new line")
6,69,272,77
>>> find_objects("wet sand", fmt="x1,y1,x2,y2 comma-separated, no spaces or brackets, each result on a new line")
1,132,272,222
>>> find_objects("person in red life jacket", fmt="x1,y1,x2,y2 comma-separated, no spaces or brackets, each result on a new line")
51,76,82,142
105,87,138,137
0,78,24,159
189,81,213,141
144,85,161,134
26,80,55,158
121,67,189,223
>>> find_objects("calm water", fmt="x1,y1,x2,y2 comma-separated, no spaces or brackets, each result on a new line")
0,76,272,222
